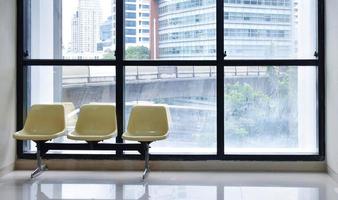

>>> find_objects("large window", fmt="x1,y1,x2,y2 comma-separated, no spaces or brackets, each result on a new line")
224,66,317,154
125,66,217,154
18,0,324,160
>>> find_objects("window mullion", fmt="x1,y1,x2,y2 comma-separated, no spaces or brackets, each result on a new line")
217,0,225,157
115,0,125,155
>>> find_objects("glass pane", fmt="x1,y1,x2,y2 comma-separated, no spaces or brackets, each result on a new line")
224,0,317,59
224,66,318,154
125,66,217,154
27,65,116,152
123,0,216,60
29,0,115,59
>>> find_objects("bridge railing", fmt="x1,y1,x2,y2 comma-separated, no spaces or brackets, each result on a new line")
63,66,268,85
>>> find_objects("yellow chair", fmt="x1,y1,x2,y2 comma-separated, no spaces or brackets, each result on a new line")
67,104,117,143
13,104,66,178
122,104,170,179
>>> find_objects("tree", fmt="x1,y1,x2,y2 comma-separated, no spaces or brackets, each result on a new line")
125,46,149,60
102,50,115,60
102,51,115,59
101,46,150,60
224,67,293,147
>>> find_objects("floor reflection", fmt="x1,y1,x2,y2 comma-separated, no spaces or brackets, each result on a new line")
35,184,319,200
0,172,336,200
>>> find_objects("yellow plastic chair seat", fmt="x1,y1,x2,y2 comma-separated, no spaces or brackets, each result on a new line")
122,131,168,142
122,104,170,143
67,104,117,142
68,131,116,141
13,104,66,141
13,130,64,141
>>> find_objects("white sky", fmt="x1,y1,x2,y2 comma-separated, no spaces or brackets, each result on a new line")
62,0,112,48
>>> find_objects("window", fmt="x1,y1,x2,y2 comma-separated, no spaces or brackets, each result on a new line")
126,12,136,18
126,37,136,43
125,0,216,60
224,0,317,59
125,4,136,11
125,29,136,35
125,66,216,154
18,0,324,160
224,66,318,154
126,20,136,27
28,0,115,60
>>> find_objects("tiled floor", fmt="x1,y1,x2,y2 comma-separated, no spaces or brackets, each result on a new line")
0,171,337,199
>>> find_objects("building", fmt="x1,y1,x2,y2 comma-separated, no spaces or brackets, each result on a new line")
150,0,295,60
70,0,102,56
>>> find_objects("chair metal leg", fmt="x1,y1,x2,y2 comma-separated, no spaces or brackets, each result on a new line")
142,142,150,179
31,142,48,179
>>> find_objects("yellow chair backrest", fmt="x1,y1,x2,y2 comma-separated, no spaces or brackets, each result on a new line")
127,105,170,136
24,104,66,135
75,104,117,135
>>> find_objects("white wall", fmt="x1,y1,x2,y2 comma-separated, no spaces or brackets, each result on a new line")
0,0,16,175
326,0,338,179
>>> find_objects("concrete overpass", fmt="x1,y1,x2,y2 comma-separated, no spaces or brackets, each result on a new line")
61,66,271,107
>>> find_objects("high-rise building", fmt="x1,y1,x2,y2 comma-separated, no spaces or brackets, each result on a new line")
71,11,81,53
125,0,151,48
95,0,151,55
71,0,102,54
150,0,296,60
100,16,113,42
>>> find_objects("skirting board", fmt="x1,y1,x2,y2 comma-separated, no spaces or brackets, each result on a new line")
328,166,338,183
16,159,326,172
0,163,15,177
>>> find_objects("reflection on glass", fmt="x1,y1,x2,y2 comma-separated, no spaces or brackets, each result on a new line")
224,66,318,154
28,66,116,151
125,66,217,154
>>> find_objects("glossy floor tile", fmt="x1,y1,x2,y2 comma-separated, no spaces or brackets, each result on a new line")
0,171,337,199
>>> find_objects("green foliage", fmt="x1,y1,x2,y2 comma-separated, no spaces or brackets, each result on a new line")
225,82,271,137
102,46,150,60
102,51,115,59
125,46,150,60
225,82,270,119
224,67,293,144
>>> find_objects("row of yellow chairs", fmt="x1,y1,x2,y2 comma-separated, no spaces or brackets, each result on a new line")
13,104,170,179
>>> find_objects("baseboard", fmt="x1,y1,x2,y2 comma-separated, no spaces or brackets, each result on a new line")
0,163,15,177
328,166,338,183
16,159,326,172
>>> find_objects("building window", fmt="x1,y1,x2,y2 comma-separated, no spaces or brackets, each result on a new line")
18,0,323,160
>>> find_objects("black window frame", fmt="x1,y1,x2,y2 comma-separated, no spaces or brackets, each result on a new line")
16,0,325,161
